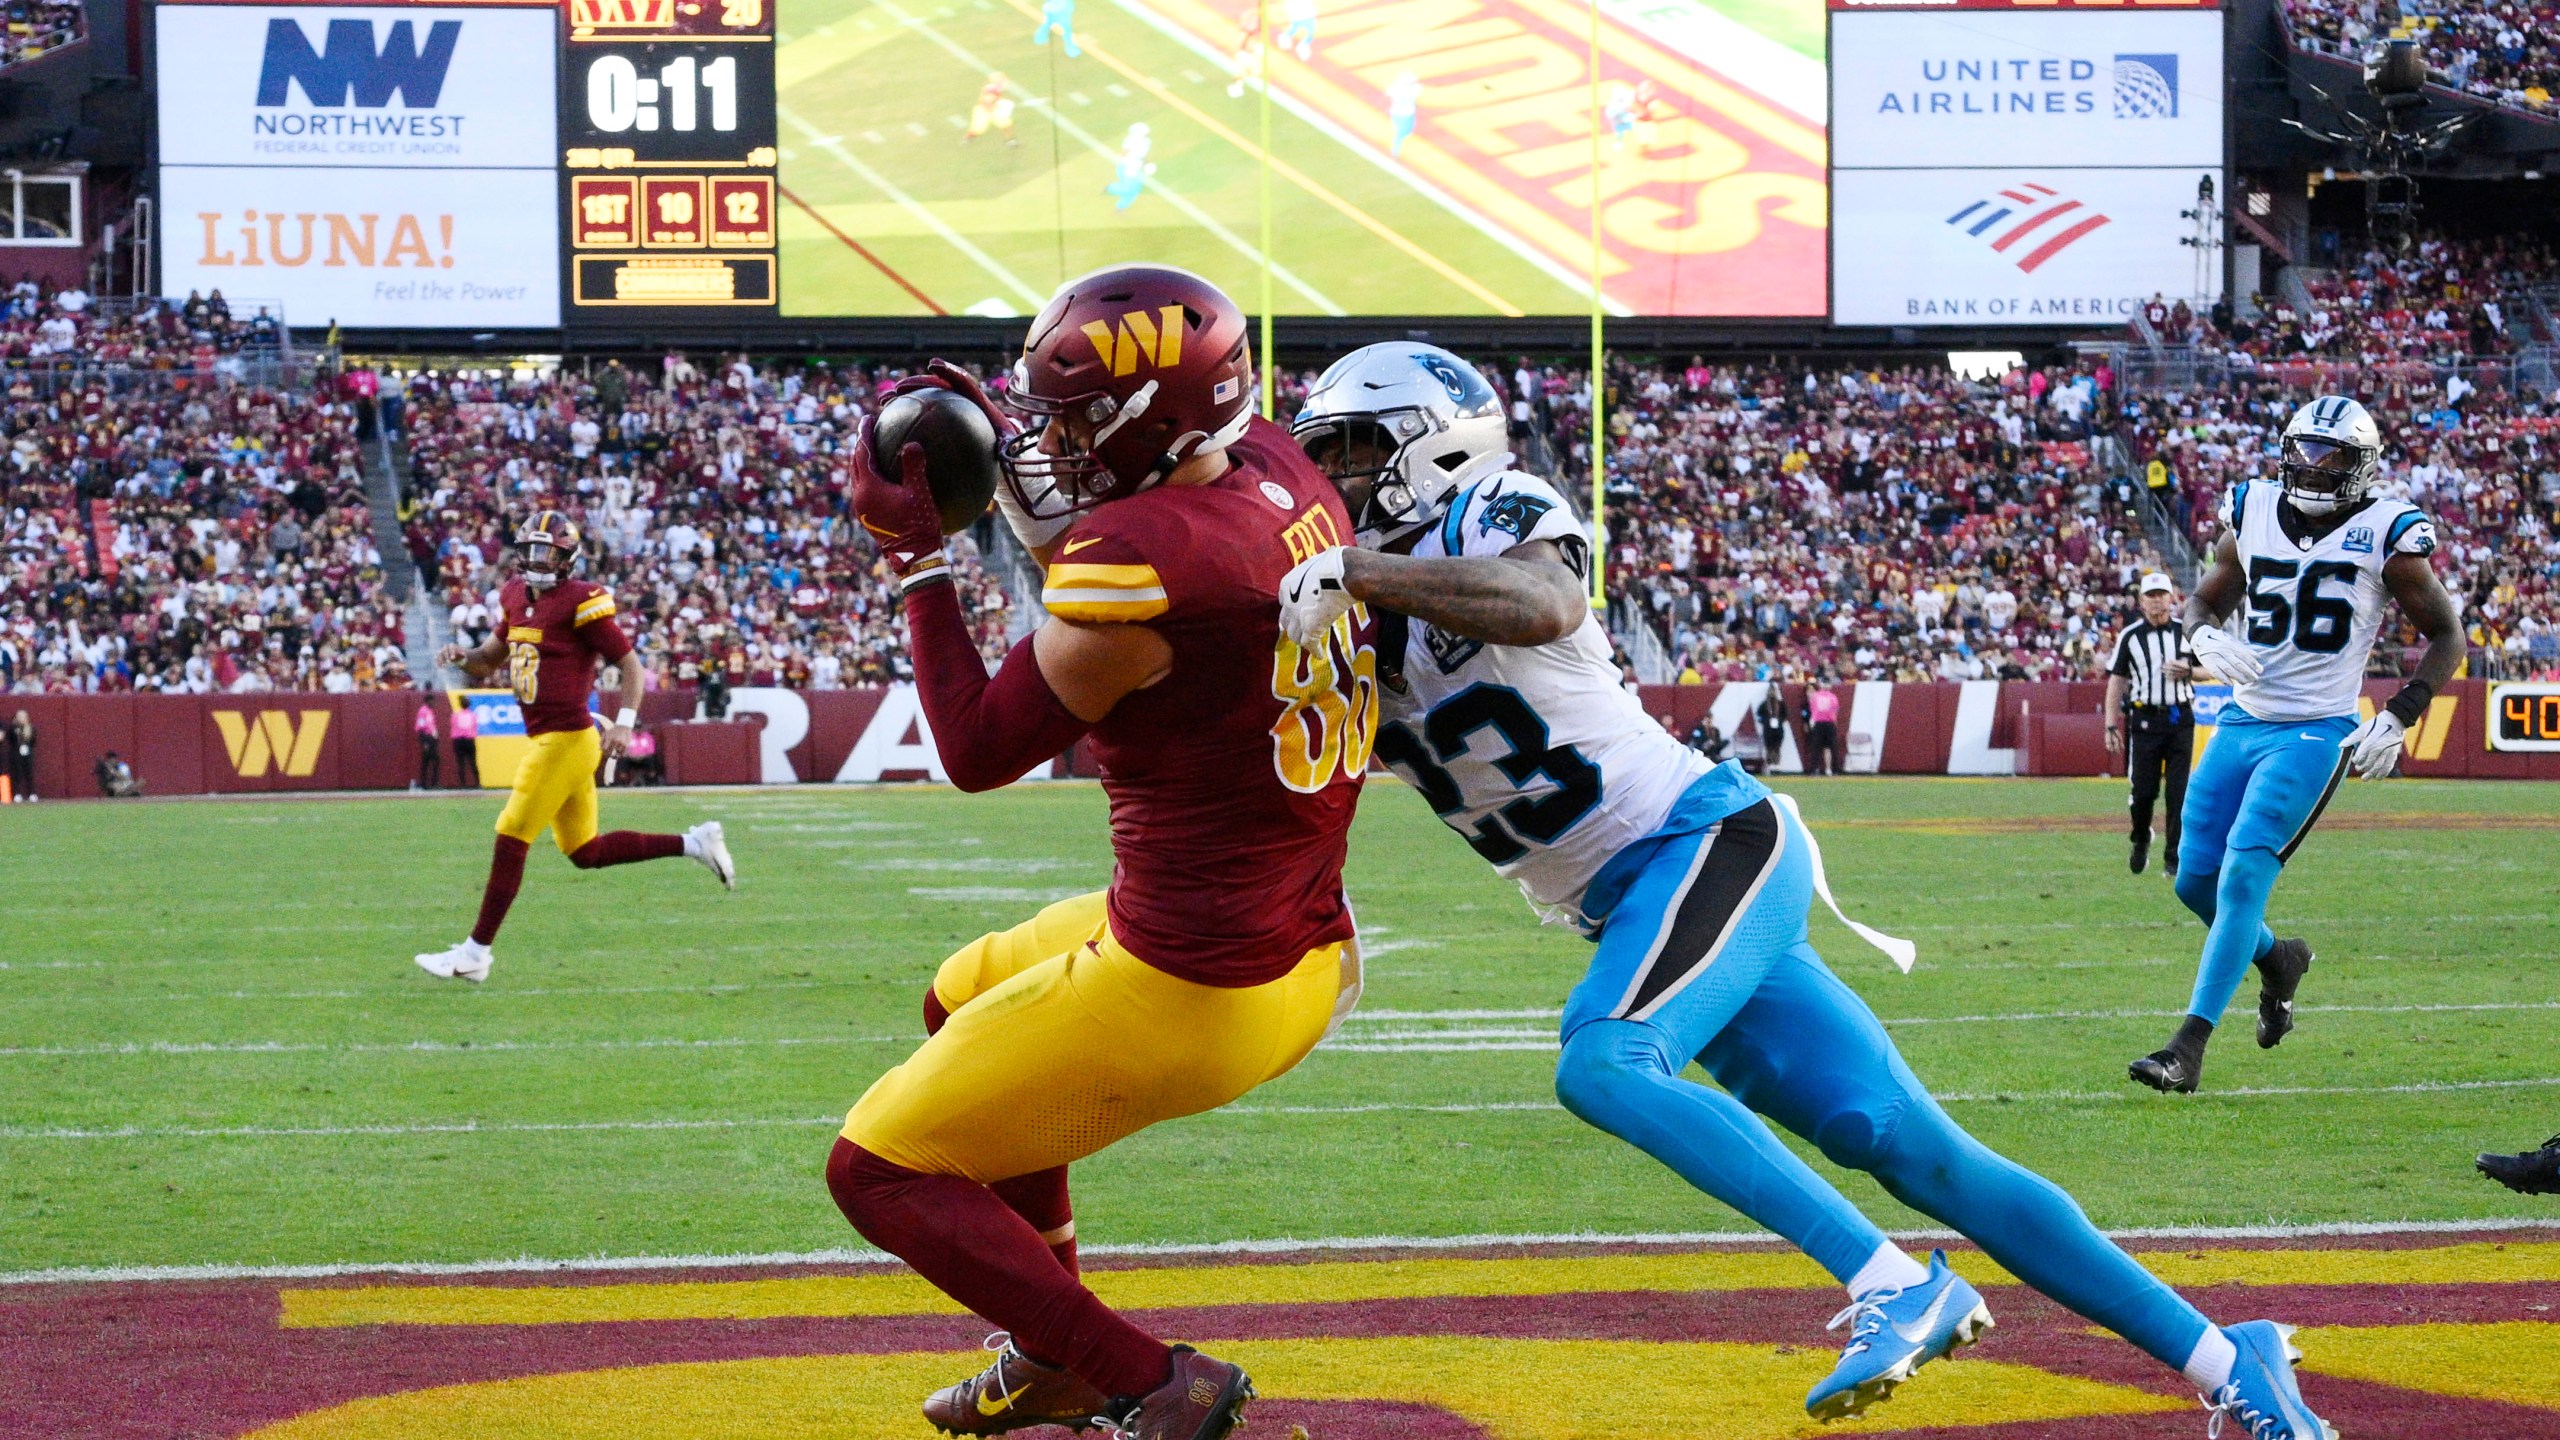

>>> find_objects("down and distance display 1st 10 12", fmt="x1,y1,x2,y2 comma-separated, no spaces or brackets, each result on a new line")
562,0,777,312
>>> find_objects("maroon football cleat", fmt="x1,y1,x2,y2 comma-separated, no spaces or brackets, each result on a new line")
1104,1346,1253,1440
922,1333,1110,1435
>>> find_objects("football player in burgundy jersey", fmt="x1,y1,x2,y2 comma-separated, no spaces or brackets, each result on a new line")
413,512,734,984
828,267,1377,1440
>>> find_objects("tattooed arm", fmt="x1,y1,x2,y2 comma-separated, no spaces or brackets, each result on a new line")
1338,539,1589,647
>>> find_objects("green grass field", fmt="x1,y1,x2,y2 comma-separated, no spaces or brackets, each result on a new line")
4,777,2557,1278
775,0,1596,317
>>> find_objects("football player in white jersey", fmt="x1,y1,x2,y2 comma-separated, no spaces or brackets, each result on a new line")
1278,345,2336,1440
2129,395,2463,1096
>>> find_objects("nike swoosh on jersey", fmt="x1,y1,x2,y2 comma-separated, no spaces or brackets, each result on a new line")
1891,1286,1957,1345
1058,535,1102,556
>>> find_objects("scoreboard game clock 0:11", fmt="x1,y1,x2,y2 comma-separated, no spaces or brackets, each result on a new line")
560,0,778,314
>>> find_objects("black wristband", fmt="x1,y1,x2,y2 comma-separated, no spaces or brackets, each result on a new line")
2385,679,2434,727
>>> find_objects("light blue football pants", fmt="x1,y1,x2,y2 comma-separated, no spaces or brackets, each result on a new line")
1553,785,2211,1369
2173,709,2355,1024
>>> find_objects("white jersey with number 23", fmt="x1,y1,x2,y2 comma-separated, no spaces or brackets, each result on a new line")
1371,471,1708,930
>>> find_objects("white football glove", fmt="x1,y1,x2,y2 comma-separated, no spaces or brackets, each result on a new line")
2187,625,2264,686
2341,711,2408,780
1277,545,1356,647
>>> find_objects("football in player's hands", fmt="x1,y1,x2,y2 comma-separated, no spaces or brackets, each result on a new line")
1277,546,1355,647
870,388,1002,535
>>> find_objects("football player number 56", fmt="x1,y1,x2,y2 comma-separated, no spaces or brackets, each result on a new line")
1271,617,1378,794
507,641,542,707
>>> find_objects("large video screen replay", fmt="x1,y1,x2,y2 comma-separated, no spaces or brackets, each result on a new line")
769,0,1829,318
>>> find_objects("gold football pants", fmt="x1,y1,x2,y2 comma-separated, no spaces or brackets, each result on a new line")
843,891,1353,1182
493,727,602,855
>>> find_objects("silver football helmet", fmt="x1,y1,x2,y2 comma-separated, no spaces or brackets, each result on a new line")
2277,395,2383,517
1291,343,1510,543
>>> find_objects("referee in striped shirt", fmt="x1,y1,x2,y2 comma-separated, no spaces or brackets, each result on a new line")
2104,573,2194,875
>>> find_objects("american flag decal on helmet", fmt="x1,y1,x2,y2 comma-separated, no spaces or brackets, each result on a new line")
1943,184,2112,275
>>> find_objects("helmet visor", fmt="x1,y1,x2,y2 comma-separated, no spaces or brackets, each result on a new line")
1291,417,1402,485
2280,436,2361,498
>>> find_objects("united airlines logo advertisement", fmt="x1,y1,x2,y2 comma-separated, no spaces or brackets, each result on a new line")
1832,10,2222,170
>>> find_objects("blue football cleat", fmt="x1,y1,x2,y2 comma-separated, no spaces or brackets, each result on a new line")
1804,1250,1994,1421
2202,1321,2337,1439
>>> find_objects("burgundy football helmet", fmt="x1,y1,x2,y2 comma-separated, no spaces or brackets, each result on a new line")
514,509,583,589
1000,264,1255,517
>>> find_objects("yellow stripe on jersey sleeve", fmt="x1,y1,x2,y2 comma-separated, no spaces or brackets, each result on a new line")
573,593,617,626
507,626,545,643
1042,562,1169,622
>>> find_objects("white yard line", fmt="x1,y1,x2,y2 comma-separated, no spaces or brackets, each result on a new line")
12,1074,2558,1143
0,1035,908,1058
11,1215,2560,1288
0,980,856,1004
14,999,2556,1057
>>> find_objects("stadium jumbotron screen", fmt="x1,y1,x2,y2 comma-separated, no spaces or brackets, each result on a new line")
768,0,1830,318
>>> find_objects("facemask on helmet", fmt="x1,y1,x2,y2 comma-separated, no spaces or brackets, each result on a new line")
1291,344,1509,544
2276,396,2382,519
2278,435,2372,516
514,512,583,589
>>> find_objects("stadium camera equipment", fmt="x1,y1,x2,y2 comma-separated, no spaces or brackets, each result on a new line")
2283,37,2477,254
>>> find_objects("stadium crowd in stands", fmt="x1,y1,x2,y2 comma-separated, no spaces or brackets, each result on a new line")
2,0,84,69
2283,0,2559,110
7,251,2557,697
1,285,394,695
2171,233,2557,363
394,355,1017,693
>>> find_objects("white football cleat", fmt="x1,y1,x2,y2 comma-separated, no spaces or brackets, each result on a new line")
687,821,736,890
415,939,493,983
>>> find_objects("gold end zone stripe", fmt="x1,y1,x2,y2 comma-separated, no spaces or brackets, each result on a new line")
574,595,617,625
507,627,545,643
1041,562,1170,622
276,1242,2560,1329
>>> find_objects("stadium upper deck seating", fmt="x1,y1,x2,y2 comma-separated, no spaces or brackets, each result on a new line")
2284,0,2560,111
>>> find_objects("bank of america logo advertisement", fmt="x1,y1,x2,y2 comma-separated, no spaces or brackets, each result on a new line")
1944,183,2111,274
2113,53,2178,117
1832,169,2216,326
156,6,557,169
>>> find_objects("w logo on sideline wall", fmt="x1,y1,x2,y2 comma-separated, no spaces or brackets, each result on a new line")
1081,306,1186,377
214,710,333,778
256,19,461,108
1944,184,2111,275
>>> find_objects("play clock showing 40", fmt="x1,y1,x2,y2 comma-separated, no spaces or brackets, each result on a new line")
561,0,779,313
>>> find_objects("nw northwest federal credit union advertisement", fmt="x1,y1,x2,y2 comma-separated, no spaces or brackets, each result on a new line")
156,2,563,327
